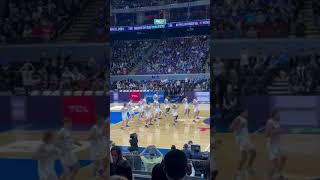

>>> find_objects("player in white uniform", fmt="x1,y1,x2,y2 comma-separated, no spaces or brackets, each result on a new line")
153,101,161,125
121,103,129,129
138,98,145,121
230,109,256,180
182,96,190,119
192,97,200,122
172,103,179,126
266,110,288,180
153,93,159,103
33,131,60,180
164,97,170,117
145,102,152,128
88,117,107,177
57,118,82,180
127,100,135,125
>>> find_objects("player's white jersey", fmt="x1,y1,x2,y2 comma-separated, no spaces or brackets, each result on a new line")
234,116,250,142
128,101,134,115
153,94,158,102
234,116,255,151
164,98,170,109
138,99,145,112
172,104,178,117
182,98,189,109
145,104,152,119
57,128,73,151
121,106,129,120
154,101,160,114
267,118,281,146
36,143,60,180
193,99,199,112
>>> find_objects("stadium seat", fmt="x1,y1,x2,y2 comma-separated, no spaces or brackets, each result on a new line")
84,91,93,96
73,91,84,96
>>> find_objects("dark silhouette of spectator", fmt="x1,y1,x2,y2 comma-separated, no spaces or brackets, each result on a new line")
152,149,188,180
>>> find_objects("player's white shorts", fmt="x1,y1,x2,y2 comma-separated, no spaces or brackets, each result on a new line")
236,137,255,152
173,112,178,117
154,108,160,114
38,169,59,180
129,110,134,116
122,112,129,120
184,105,190,110
194,107,199,113
139,107,144,113
145,112,151,119
268,143,283,160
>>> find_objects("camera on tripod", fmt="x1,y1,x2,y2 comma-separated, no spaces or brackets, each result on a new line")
128,133,139,152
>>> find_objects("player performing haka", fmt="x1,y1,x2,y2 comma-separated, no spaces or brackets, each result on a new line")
192,96,200,122
127,100,135,125
33,131,61,180
138,98,145,121
164,97,170,117
182,96,190,119
153,93,159,103
266,110,288,180
121,103,129,129
145,102,152,128
230,109,256,180
153,101,161,125
88,117,107,178
172,103,179,126
57,118,82,180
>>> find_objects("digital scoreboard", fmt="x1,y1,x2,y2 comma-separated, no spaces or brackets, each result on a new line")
154,19,167,25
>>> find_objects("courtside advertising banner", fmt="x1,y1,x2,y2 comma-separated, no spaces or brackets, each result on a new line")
63,97,96,125
195,92,210,103
129,92,141,102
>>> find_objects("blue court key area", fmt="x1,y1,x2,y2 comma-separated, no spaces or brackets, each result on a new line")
0,158,92,180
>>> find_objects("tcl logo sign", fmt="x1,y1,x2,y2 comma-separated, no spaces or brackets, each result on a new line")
132,95,138,98
68,105,89,113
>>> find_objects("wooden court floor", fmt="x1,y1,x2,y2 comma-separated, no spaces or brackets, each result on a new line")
110,103,211,150
212,132,320,180
0,129,103,180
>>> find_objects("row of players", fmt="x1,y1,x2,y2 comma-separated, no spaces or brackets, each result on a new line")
33,117,108,180
121,94,201,129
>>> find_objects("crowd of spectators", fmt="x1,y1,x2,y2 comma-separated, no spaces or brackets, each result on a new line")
112,78,209,96
212,0,304,38
110,139,210,180
0,54,106,95
111,40,155,75
111,0,202,9
0,0,81,44
313,0,320,28
213,50,320,109
137,36,209,74
82,0,109,42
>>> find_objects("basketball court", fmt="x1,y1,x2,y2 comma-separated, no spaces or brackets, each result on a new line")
213,132,320,180
0,129,102,180
110,103,210,151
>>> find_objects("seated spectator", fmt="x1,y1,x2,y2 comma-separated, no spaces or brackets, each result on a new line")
182,144,191,159
140,145,163,172
152,149,188,180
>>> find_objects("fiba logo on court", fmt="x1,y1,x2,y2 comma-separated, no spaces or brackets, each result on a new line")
68,105,89,113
